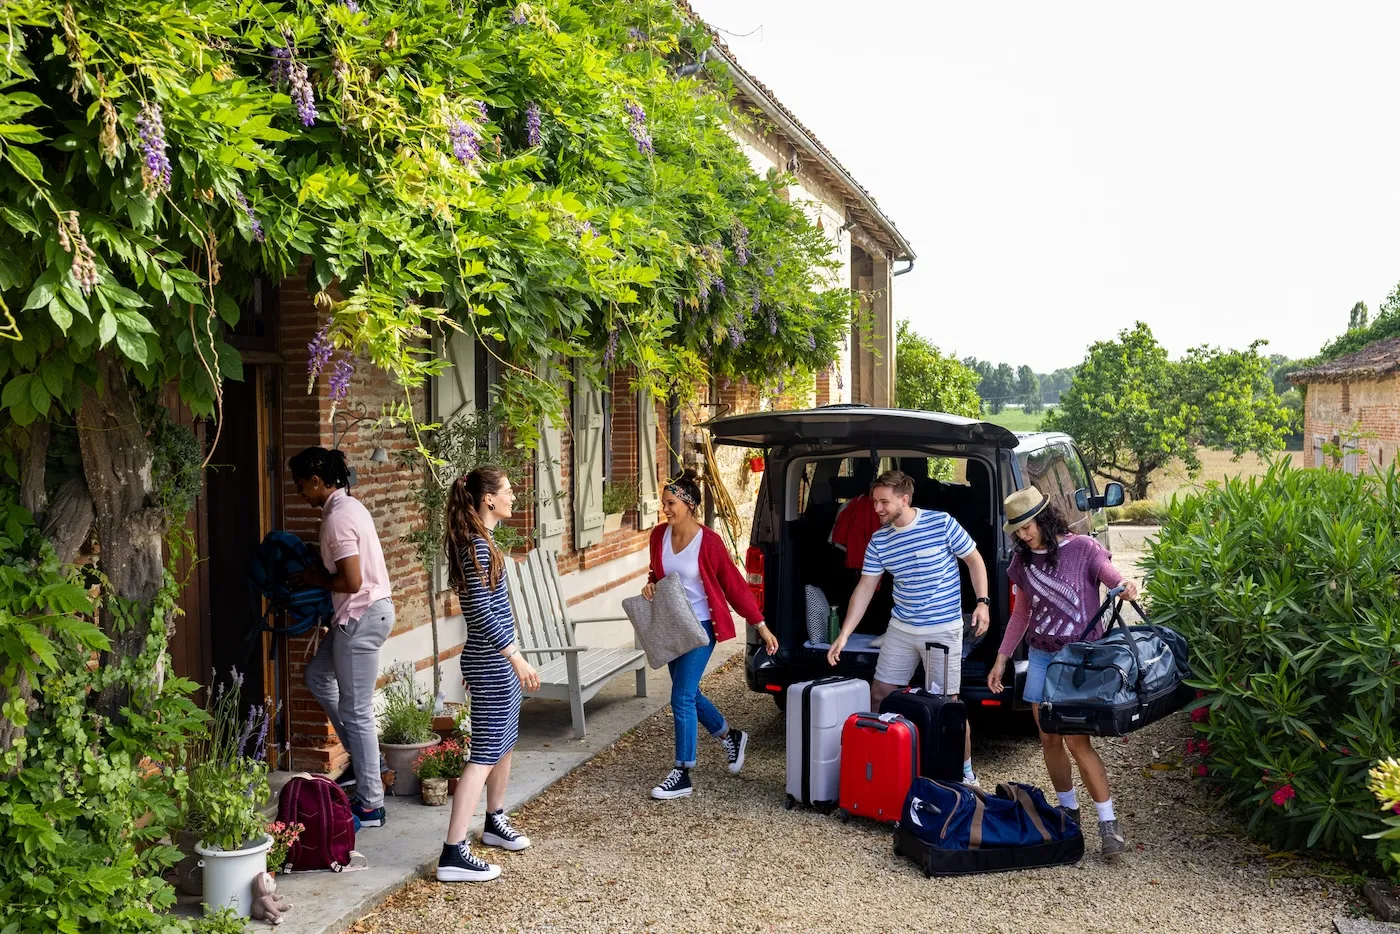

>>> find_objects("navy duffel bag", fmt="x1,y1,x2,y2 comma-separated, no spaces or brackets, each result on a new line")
1038,590,1194,736
893,777,1083,876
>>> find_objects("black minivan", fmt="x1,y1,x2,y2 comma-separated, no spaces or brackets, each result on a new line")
702,404,1124,714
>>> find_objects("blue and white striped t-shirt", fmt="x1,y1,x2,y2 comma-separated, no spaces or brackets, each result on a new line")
861,508,976,632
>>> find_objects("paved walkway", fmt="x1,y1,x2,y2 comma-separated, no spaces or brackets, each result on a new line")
176,637,745,933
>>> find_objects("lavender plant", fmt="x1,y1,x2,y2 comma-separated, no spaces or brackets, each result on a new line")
182,670,274,852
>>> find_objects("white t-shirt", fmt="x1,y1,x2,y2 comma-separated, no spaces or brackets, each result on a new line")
661,526,711,622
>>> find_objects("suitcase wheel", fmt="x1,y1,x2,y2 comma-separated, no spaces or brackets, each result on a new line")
892,837,901,857
784,794,795,811
834,808,849,823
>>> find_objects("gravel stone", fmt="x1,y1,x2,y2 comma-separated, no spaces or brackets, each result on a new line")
352,658,1361,934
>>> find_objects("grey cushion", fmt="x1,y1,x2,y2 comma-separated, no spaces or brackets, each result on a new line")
622,574,709,670
805,585,831,645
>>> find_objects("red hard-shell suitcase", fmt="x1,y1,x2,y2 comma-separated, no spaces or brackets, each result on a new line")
835,712,919,826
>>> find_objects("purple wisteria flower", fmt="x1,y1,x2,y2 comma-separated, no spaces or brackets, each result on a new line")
307,326,334,384
833,364,844,391
525,102,542,147
510,4,529,25
764,264,775,278
328,356,354,400
449,120,480,164
697,273,710,307
234,191,265,243
604,329,619,367
713,276,726,299
750,288,761,317
625,100,653,154
343,0,360,10
135,102,172,193
578,220,595,238
476,100,489,124
733,222,749,266
628,27,646,41
767,309,778,335
269,46,293,84
728,325,745,346
290,62,317,126
807,332,817,351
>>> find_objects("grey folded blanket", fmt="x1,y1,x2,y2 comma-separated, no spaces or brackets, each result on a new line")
622,573,709,669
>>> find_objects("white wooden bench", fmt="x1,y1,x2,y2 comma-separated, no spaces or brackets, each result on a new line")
504,548,647,739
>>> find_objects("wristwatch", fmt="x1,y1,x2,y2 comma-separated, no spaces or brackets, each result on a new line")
975,597,991,606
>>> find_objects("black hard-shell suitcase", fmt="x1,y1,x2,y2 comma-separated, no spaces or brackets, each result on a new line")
878,641,966,783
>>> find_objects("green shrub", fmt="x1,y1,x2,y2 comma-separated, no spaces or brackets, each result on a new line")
377,663,436,745
1146,461,1400,862
602,481,639,516
1106,499,1167,525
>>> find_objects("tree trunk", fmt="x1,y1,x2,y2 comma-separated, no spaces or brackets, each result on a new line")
427,587,441,698
1131,467,1154,502
19,420,49,521
77,351,169,718
42,478,94,566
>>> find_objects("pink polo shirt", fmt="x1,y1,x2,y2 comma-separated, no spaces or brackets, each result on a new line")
320,488,392,627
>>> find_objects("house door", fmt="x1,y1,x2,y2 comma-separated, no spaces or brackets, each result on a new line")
203,365,286,765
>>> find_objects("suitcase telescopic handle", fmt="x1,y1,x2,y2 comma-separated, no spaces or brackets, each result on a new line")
924,641,952,694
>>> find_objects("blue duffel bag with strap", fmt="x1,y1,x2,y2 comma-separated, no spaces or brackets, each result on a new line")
892,777,1083,876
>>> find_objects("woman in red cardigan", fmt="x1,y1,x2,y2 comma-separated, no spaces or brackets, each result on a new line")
641,470,778,800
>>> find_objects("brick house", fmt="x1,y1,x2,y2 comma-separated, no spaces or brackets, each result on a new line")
1290,335,1400,475
166,27,914,775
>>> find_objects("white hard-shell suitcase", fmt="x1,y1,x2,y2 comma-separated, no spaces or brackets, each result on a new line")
785,676,871,811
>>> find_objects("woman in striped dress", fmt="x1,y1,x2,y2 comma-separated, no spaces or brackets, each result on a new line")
437,466,540,884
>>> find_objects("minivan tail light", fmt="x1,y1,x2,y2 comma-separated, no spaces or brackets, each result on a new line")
745,546,765,609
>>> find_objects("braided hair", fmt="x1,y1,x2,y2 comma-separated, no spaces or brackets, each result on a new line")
446,466,508,592
288,446,351,489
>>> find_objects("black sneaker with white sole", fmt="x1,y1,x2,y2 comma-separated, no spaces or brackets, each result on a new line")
481,809,531,851
722,730,748,775
650,767,693,800
436,842,501,882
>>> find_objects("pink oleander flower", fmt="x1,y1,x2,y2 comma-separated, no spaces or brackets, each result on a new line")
1194,765,1207,777
1272,784,1296,806
1190,707,1209,723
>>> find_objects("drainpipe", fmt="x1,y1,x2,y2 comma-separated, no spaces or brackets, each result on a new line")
892,258,915,277
675,48,710,78
668,393,682,480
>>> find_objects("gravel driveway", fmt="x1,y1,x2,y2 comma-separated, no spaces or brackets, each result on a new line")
351,658,1357,934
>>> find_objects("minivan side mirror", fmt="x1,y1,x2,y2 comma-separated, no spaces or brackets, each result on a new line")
1074,482,1125,512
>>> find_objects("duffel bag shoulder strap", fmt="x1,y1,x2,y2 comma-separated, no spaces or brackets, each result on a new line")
999,782,1056,841
1125,598,1191,676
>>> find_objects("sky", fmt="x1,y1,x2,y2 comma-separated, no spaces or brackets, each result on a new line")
685,0,1400,372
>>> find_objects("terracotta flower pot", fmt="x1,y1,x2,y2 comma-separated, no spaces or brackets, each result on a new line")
421,777,449,806
748,455,765,472
603,512,624,534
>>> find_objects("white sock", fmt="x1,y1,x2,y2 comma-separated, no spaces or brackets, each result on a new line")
1094,799,1116,822
962,758,974,775
1056,790,1079,810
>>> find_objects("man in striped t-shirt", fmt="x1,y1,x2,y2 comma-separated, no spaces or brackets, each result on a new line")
827,469,991,784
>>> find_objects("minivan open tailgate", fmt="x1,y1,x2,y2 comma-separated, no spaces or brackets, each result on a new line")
701,406,1019,449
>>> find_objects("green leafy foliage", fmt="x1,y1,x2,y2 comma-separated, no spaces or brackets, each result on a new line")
181,672,273,852
894,320,980,417
1046,322,1290,499
377,662,436,745
0,487,206,933
602,479,638,516
0,0,854,456
1147,461,1400,864
1315,285,1400,363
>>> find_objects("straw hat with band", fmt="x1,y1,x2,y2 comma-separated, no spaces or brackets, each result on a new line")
1002,487,1049,534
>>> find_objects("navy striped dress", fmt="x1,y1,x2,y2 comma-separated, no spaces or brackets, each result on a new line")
457,538,521,765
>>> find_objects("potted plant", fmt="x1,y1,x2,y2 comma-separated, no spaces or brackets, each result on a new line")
415,739,468,803
747,450,765,473
431,699,469,739
601,480,638,533
265,820,304,876
183,671,275,919
377,662,440,797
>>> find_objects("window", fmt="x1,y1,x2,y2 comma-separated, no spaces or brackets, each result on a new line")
1016,443,1091,533
1341,382,1351,414
1342,439,1360,476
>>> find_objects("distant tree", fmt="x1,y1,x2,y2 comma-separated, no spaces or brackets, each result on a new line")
1349,301,1370,331
984,363,1016,414
1017,365,1043,414
1313,283,1400,363
1045,322,1290,500
895,322,981,416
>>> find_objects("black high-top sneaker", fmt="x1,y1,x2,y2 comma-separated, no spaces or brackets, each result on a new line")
436,841,501,883
650,767,693,800
722,730,748,775
482,809,532,851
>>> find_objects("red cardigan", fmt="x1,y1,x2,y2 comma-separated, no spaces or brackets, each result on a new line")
647,524,764,643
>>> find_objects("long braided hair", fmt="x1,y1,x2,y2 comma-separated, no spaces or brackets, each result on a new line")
446,466,508,592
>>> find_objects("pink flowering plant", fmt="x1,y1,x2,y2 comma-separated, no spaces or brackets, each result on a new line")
1146,461,1400,863
266,821,305,874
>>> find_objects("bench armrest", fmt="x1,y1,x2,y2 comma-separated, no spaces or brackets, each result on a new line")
571,615,629,625
518,645,590,656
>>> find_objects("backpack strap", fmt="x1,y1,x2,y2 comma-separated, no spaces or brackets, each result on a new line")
330,850,368,873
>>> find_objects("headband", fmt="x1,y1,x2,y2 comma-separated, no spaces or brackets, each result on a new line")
665,482,699,509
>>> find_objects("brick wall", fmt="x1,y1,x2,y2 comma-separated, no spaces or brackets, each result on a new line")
1301,375,1400,473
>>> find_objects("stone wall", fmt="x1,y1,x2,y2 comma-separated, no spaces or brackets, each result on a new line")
1301,374,1400,473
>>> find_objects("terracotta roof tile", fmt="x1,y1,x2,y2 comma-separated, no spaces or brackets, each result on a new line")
1290,335,1400,383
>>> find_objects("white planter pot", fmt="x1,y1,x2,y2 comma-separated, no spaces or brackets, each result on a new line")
380,734,441,797
603,512,624,534
196,834,271,919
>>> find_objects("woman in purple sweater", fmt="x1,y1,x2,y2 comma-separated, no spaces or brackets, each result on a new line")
987,487,1138,857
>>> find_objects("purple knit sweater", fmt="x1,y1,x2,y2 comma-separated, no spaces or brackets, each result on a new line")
1000,534,1124,655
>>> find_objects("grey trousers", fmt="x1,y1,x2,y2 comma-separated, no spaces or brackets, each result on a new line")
305,598,394,809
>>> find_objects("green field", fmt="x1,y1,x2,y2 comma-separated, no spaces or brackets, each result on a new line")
983,407,1056,432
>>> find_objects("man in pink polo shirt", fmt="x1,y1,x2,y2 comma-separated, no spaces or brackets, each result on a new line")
290,447,394,828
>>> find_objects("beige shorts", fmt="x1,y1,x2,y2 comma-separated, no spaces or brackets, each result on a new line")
873,623,963,694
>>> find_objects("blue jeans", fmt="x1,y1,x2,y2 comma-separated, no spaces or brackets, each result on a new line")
667,620,727,768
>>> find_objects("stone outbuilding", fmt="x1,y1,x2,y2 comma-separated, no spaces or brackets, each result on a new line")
1290,335,1400,475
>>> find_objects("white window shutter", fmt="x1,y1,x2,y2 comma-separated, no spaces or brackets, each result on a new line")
431,330,477,593
637,391,660,529
536,360,567,552
573,370,606,549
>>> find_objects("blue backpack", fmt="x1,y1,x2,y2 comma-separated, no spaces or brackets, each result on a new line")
248,531,335,650
893,778,1083,876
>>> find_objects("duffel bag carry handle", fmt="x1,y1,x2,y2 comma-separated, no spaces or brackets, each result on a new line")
1099,587,1152,698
